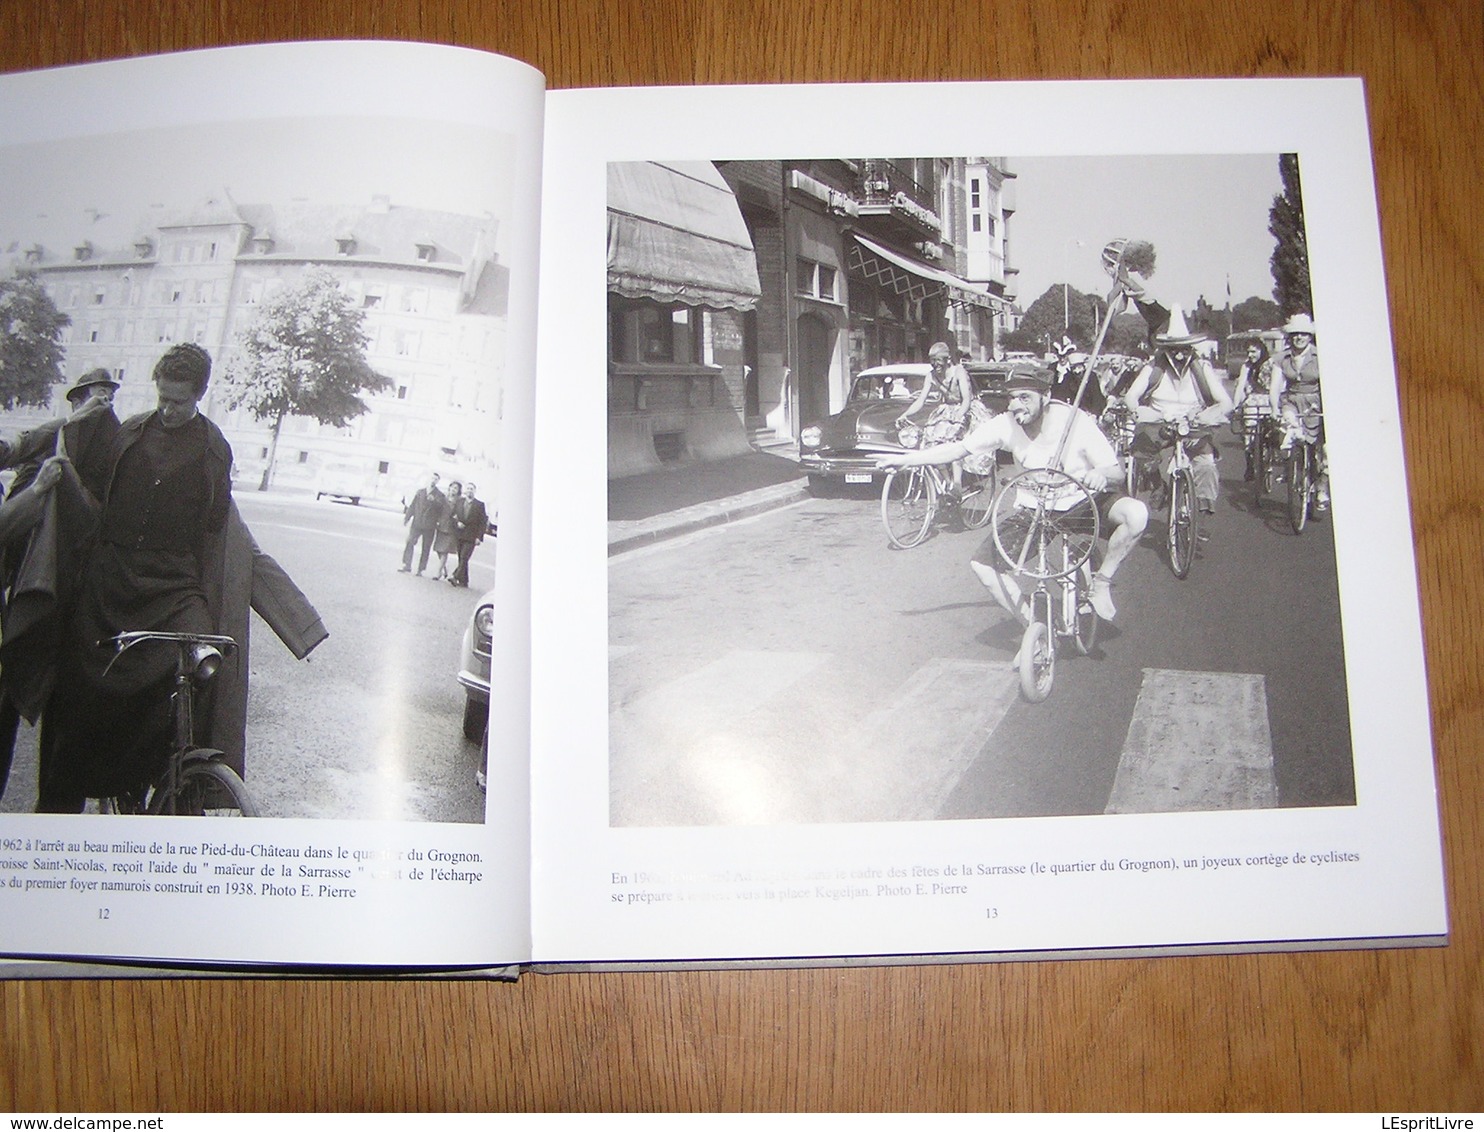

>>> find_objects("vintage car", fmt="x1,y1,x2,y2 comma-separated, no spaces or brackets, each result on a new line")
798,363,932,489
456,587,496,744
798,361,1030,490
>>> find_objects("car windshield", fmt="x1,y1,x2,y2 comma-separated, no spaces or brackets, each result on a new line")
849,373,926,402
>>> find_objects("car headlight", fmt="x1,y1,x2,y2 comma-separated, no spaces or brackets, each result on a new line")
897,422,922,449
474,604,495,641
800,426,822,448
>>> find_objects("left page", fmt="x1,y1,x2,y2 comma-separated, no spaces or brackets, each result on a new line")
0,42,543,970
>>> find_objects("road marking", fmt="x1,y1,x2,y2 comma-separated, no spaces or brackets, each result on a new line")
1105,669,1278,814
608,651,1018,826
609,649,829,826
826,659,1018,823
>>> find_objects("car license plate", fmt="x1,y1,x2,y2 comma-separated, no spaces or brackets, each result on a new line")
845,472,872,484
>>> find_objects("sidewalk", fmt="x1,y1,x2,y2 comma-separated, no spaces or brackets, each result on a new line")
608,449,809,554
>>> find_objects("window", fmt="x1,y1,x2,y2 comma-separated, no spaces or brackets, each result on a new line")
972,215,981,233
609,298,705,365
93,287,106,305
297,451,309,464
378,460,390,475
796,257,838,302
362,286,385,309
400,287,428,314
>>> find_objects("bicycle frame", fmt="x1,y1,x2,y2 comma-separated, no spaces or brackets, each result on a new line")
97,630,252,816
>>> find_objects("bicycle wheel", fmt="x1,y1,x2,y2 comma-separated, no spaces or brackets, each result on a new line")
1071,565,1099,656
1017,620,1054,703
150,757,260,817
1258,427,1277,499
1287,444,1310,534
1167,468,1195,579
957,465,996,530
990,468,1098,581
881,467,938,549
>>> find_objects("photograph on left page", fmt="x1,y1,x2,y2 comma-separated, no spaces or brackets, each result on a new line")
0,116,514,824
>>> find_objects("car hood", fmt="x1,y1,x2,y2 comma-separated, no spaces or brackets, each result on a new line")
822,400,910,449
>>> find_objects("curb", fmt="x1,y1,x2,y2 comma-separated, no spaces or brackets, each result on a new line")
608,479,810,555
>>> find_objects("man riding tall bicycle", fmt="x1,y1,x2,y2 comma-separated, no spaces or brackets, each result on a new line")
877,367,1148,626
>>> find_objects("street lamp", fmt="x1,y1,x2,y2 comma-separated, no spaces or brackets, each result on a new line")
1063,238,1086,337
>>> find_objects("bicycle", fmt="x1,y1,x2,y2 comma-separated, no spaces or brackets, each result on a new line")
1131,415,1212,580
95,630,259,817
1282,412,1325,534
989,468,1101,702
879,419,996,549
1237,402,1283,503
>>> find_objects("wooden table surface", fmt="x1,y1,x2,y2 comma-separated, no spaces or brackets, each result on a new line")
1,0,1480,1113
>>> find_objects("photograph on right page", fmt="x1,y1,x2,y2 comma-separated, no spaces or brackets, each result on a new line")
606,153,1353,827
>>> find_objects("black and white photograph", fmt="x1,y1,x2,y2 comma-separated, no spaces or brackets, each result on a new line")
0,115,515,823
607,154,1353,827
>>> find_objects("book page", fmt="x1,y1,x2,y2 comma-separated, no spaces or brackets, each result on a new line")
530,78,1446,964
0,42,543,969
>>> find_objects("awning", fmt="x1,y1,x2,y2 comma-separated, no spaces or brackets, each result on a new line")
608,161,761,311
849,233,1008,312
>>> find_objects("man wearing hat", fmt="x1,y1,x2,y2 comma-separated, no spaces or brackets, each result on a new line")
1119,305,1233,515
877,366,1147,624
1272,313,1327,513
0,368,120,503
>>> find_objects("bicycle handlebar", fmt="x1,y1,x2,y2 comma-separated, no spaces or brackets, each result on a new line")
98,630,239,656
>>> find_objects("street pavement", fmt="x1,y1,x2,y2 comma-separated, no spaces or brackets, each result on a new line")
609,430,1354,826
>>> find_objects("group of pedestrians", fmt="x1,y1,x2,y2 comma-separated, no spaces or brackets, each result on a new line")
400,472,489,587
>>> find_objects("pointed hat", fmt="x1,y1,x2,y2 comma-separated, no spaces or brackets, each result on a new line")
1154,304,1207,347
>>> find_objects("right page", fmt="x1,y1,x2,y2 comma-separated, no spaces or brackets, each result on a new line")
529,78,1447,964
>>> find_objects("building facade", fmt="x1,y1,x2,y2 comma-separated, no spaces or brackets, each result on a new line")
2,190,506,505
714,157,1017,453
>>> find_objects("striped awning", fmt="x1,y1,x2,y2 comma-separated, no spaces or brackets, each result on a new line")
607,161,761,311
849,233,1007,312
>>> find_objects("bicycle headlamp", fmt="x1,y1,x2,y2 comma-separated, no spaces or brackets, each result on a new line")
189,643,223,685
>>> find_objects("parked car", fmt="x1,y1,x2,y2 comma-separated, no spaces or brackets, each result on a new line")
456,587,495,744
314,459,375,505
798,363,932,489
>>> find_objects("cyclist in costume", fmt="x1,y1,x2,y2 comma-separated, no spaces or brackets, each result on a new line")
1118,304,1233,515
1230,339,1279,482
1272,313,1327,514
877,368,1147,624
896,340,981,495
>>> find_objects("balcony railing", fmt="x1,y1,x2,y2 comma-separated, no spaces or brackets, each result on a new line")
857,160,942,236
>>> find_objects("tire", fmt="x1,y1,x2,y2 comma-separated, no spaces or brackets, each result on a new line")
1071,566,1099,657
1287,444,1310,534
1018,621,1054,703
151,757,259,817
1258,428,1277,499
1167,467,1195,579
463,695,489,743
958,466,996,530
881,467,937,549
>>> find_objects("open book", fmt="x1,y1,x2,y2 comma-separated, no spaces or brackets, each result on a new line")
0,42,1446,974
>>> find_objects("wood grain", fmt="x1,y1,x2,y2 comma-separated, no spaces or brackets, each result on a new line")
1,0,1481,1112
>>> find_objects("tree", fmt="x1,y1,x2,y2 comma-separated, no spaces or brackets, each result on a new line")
1269,152,1312,318
0,269,70,410
1003,284,1102,354
222,268,391,490
1231,295,1283,333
